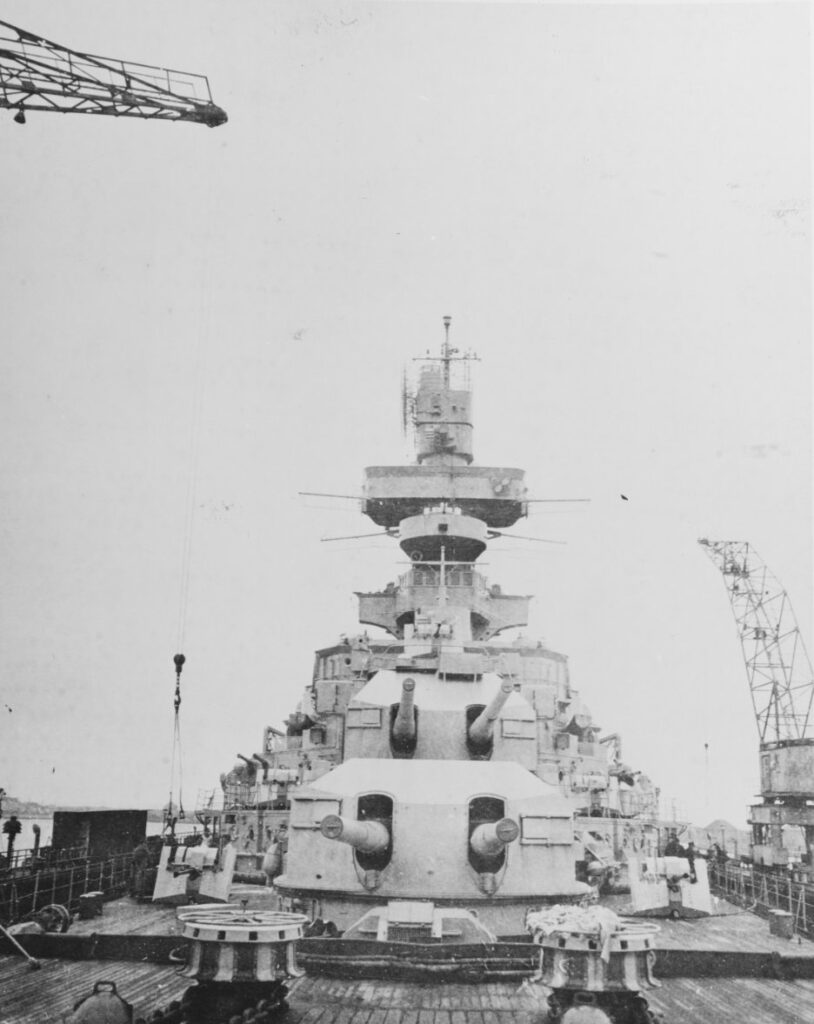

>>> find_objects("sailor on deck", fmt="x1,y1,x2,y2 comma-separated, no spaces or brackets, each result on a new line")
3,814,22,861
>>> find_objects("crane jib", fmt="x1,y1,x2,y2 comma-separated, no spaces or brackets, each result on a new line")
0,19,227,126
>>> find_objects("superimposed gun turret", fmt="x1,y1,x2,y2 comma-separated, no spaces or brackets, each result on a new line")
469,817,520,858
237,753,260,774
320,815,391,854
221,754,259,787
468,681,514,748
391,678,417,749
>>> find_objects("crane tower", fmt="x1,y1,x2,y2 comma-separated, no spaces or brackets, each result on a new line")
699,539,814,869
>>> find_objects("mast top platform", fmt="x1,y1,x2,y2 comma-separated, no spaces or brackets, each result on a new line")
365,318,526,529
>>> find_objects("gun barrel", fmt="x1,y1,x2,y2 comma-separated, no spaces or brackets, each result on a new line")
235,753,258,778
392,678,417,743
320,815,390,854
469,817,520,858
468,681,514,746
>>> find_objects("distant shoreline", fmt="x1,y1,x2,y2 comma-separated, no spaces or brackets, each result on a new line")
2,802,165,822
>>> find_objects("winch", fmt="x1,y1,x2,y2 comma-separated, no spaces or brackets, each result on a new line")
65,906,308,1024
177,904,307,983
528,906,662,1024
173,904,307,1023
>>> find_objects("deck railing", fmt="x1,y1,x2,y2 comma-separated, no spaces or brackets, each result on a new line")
398,566,488,592
709,859,814,940
0,843,88,874
0,852,133,924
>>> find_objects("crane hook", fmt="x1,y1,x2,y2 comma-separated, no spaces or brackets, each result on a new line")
173,653,185,711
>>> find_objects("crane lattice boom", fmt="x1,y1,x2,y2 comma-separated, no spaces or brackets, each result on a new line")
699,538,814,743
0,20,226,126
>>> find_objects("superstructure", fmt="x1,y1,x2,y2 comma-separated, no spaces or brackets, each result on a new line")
211,319,659,934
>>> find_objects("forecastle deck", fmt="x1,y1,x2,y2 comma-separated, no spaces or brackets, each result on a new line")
3,887,814,1024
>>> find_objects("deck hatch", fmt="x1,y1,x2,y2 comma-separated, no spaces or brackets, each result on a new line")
520,814,573,845
346,707,383,728
500,718,535,739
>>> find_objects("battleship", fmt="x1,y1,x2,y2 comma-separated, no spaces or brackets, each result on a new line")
209,317,664,938
3,321,814,1024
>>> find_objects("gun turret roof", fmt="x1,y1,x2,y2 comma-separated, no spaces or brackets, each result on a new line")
296,758,571,807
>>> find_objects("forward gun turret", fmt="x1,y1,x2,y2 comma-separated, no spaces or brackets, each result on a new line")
320,815,391,854
468,681,514,750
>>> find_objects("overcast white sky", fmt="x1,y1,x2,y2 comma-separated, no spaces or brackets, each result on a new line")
0,1,810,831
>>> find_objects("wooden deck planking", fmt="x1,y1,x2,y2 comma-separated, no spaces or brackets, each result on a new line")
0,956,189,1023
5,891,814,1022
646,977,814,1024
602,892,814,956
290,976,814,1024
647,908,814,954
5,965,813,1024
68,897,182,937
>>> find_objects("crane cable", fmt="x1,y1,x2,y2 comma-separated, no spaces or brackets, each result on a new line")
175,250,210,651
167,654,186,829
167,236,208,830
167,131,216,831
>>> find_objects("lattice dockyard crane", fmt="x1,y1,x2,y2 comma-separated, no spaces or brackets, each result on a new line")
0,19,226,126
699,538,814,869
